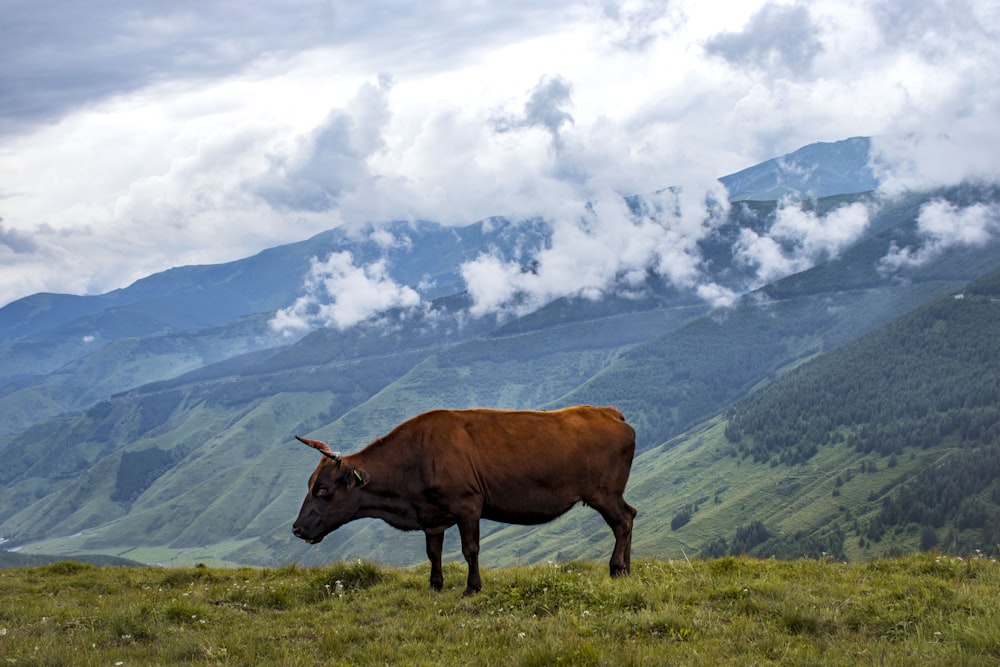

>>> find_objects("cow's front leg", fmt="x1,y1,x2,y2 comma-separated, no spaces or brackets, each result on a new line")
425,530,445,591
456,516,482,596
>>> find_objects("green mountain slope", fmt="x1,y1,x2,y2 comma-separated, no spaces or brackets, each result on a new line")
0,193,767,435
0,313,292,435
722,268,1000,555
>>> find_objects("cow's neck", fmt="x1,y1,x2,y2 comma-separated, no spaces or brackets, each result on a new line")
349,454,425,531
356,501,424,531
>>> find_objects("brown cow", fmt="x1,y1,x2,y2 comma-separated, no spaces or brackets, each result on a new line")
292,405,637,595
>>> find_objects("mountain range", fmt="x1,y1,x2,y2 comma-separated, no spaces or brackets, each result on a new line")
2,136,999,568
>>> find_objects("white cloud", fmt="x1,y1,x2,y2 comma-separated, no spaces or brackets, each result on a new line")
0,219,37,253
460,186,732,318
865,0,1000,192
705,3,823,78
460,254,526,318
270,250,421,333
256,76,394,212
879,199,1000,272
734,199,871,285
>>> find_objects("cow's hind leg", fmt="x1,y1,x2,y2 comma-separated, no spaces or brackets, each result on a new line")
591,496,637,577
456,515,482,596
425,530,445,591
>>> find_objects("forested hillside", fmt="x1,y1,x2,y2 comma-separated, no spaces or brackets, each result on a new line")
719,268,1000,556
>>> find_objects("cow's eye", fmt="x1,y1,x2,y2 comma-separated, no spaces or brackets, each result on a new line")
314,486,330,498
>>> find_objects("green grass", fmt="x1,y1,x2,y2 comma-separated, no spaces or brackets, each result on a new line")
2,554,999,666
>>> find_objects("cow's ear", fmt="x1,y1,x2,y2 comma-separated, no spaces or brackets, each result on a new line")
347,467,370,489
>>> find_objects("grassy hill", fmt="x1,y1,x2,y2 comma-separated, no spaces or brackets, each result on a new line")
0,550,142,569
1,555,999,665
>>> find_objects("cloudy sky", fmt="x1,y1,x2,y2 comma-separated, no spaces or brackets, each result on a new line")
1,0,999,314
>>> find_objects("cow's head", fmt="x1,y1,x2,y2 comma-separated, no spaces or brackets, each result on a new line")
292,435,370,544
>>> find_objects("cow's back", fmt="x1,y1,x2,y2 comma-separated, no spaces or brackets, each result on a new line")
405,406,635,523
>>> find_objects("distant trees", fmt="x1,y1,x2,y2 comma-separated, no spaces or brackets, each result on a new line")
698,521,770,558
724,287,1000,466
112,447,175,504
720,273,1000,556
732,521,771,554
865,445,1000,549
699,520,847,561
671,505,694,531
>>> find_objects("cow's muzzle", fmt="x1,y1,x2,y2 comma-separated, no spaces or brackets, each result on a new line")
292,524,324,544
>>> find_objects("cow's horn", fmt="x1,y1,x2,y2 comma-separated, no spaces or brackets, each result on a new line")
294,435,342,462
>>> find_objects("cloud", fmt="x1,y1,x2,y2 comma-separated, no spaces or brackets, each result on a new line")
705,3,823,78
734,199,871,284
597,0,684,52
270,250,421,334
872,116,1000,194
879,199,1000,272
0,1,330,135
257,76,393,212
493,75,574,149
460,186,733,318
0,219,37,253
864,0,1000,191
870,0,993,57
0,1,580,137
